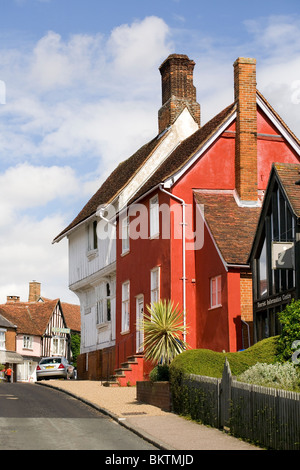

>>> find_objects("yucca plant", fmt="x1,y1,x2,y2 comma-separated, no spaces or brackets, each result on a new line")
140,299,188,365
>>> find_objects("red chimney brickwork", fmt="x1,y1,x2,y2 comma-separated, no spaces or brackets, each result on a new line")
28,281,41,302
158,54,200,134
234,57,258,201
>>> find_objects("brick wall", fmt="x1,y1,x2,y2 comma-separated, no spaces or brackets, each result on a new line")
5,328,16,351
158,54,200,133
234,57,257,202
240,272,254,346
136,381,172,411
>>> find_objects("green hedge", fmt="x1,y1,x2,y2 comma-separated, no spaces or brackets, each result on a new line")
170,336,278,379
169,337,279,416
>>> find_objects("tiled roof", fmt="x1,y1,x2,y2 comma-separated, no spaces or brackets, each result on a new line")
53,132,168,242
274,162,300,217
0,299,58,336
130,103,236,204
194,191,261,265
61,302,81,332
0,299,81,336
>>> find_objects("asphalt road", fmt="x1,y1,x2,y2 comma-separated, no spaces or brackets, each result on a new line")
0,383,157,450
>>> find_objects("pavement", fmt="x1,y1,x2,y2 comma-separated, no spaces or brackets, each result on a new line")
38,380,261,451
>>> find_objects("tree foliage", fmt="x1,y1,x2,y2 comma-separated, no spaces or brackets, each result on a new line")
277,299,300,365
70,333,81,367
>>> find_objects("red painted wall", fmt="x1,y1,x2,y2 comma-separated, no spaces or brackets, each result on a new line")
115,190,171,372
194,216,230,351
257,109,299,189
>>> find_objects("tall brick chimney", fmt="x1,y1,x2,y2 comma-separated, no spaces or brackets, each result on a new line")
158,54,201,134
28,281,41,303
234,57,258,202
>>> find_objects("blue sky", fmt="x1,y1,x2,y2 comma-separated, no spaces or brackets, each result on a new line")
0,0,299,304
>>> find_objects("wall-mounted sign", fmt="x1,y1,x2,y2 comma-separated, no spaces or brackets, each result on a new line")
255,291,294,311
272,242,294,269
52,327,70,334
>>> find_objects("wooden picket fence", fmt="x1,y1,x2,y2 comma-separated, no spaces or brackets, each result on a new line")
181,359,300,450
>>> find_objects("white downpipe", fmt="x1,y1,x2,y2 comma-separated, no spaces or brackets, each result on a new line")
159,184,186,341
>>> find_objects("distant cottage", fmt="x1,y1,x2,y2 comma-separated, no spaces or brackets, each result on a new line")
54,54,300,383
0,281,80,382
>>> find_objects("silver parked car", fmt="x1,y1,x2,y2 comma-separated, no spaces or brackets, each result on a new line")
36,356,75,381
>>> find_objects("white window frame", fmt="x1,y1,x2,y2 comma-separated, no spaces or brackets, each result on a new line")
87,219,98,259
150,194,159,238
122,216,130,254
150,267,160,305
121,281,130,333
51,337,65,356
23,335,33,350
210,275,222,309
96,299,104,325
96,282,112,327
0,329,6,350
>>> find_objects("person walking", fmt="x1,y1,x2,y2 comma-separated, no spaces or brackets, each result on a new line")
5,366,12,383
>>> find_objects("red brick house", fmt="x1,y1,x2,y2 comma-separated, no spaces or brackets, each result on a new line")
54,54,300,383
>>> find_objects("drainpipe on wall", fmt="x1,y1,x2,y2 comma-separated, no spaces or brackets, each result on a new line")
159,184,187,342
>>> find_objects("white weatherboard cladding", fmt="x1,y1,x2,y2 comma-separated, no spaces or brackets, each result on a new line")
68,224,116,286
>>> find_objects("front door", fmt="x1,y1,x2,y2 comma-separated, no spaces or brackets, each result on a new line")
136,295,144,353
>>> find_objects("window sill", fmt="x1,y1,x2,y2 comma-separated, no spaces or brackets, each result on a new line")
120,330,130,335
208,304,222,311
96,322,110,330
149,233,160,240
121,249,130,257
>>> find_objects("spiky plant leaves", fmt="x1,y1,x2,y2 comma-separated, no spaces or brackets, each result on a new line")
139,299,188,365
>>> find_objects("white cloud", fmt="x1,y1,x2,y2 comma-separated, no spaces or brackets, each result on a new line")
0,214,77,304
0,17,171,166
0,163,79,224
108,16,171,79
